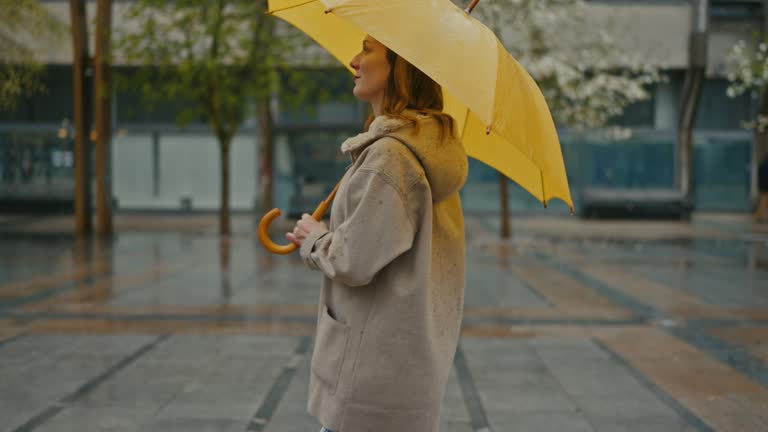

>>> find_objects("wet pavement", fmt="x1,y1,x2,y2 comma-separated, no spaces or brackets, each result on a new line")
0,212,767,432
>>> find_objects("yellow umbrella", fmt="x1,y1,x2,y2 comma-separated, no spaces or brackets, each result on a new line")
259,0,573,254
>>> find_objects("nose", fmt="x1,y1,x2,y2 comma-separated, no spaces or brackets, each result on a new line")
349,54,360,72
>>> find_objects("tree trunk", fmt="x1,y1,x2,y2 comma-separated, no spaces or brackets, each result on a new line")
94,0,113,236
70,0,92,235
752,88,768,208
753,1,768,212
220,137,231,236
257,99,274,214
499,172,510,238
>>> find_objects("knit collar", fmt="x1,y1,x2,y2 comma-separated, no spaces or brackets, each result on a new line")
340,114,423,154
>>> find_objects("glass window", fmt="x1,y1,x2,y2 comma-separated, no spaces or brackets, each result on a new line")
695,78,757,130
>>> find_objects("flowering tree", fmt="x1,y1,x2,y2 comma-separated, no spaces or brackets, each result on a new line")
725,34,768,203
475,0,661,130
463,0,662,235
0,0,64,111
725,37,768,132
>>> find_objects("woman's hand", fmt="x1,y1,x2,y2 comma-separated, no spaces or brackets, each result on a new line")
286,213,328,246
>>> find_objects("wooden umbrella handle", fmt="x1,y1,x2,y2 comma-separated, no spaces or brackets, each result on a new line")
258,181,341,255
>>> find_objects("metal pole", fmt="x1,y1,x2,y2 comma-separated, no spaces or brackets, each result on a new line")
676,0,708,214
70,0,92,235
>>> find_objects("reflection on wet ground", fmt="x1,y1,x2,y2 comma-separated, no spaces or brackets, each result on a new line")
0,212,767,431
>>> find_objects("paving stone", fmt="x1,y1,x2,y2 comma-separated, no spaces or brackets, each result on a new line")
3,216,766,432
140,417,248,432
36,406,150,432
488,411,595,432
590,419,696,432
480,388,578,414
573,395,682,423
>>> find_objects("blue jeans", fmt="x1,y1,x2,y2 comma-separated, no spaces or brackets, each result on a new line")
320,429,333,432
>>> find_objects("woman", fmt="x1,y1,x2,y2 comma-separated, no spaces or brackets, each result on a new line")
287,35,468,432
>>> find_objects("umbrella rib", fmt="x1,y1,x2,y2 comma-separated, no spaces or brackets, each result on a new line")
461,108,470,142
267,0,318,15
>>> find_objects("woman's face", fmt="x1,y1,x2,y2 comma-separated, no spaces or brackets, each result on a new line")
349,36,391,104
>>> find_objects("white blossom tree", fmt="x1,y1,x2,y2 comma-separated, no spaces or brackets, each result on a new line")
725,34,768,206
725,37,768,132
475,0,661,130
463,0,662,235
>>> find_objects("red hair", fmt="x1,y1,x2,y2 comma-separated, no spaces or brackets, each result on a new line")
364,49,455,140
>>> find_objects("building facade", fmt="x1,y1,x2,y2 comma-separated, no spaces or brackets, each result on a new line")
0,0,763,215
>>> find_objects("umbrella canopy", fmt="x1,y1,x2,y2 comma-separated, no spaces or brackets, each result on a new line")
268,0,573,211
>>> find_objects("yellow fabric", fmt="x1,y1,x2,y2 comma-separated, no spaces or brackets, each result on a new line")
268,0,573,210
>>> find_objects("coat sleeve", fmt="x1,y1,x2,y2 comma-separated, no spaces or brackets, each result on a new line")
299,168,417,287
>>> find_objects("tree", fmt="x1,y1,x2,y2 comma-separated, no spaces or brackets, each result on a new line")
0,0,65,111
725,38,768,131
115,0,318,235
471,0,661,236
478,0,660,129
725,35,768,206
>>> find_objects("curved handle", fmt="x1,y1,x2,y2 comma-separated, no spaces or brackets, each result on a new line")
258,208,299,255
258,181,341,255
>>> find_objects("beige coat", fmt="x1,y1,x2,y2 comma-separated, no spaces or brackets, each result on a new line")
299,112,468,432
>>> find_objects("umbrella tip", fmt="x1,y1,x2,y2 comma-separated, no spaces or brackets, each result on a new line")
465,0,480,14
485,125,491,135
325,7,333,14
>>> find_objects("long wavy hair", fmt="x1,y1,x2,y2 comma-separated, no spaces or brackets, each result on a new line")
364,49,456,140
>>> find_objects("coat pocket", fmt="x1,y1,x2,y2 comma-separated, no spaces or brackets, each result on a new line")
311,304,351,395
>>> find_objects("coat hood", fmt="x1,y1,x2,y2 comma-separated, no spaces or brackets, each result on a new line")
340,112,468,202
